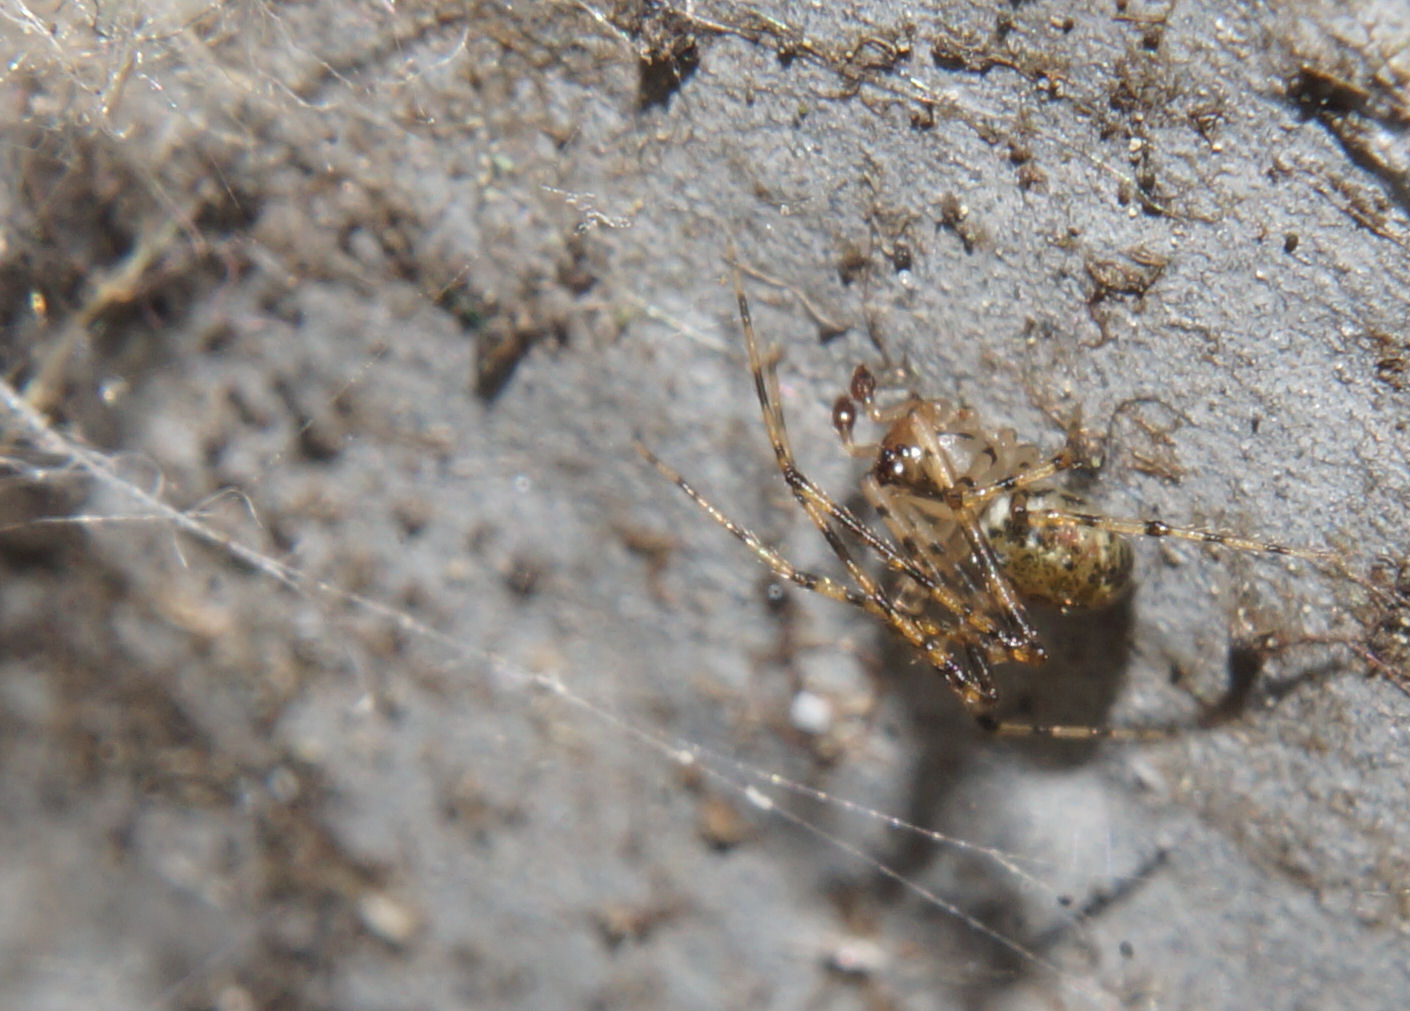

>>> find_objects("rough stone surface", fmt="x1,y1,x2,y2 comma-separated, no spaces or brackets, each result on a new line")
1,2,1408,1009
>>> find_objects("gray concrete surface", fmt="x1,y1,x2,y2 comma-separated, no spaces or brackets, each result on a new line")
1,1,1408,1009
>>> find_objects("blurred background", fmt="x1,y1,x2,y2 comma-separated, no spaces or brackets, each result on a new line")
1,2,1408,1008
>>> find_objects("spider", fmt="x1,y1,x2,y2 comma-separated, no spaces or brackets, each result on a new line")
637,263,1347,738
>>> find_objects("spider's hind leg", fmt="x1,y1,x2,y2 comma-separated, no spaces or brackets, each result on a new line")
1023,506,1337,567
634,439,875,614
984,717,1175,742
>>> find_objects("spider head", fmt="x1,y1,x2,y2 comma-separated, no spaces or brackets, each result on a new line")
872,405,986,496
873,413,940,493
873,442,926,488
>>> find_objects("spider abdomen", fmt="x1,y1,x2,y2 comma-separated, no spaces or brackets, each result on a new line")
982,490,1134,612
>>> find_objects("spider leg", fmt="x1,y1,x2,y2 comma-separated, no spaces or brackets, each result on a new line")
635,441,874,612
893,574,932,616
907,420,1047,664
636,439,992,705
953,443,1089,511
731,269,997,708
986,718,1175,741
1021,508,1337,566
776,462,1011,638
733,267,918,614
860,475,1032,661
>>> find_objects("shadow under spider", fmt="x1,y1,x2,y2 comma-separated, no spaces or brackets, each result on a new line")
864,594,1135,917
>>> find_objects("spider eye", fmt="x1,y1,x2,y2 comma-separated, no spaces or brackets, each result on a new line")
875,447,908,484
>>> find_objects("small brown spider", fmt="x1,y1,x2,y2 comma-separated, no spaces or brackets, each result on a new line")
638,263,1339,737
